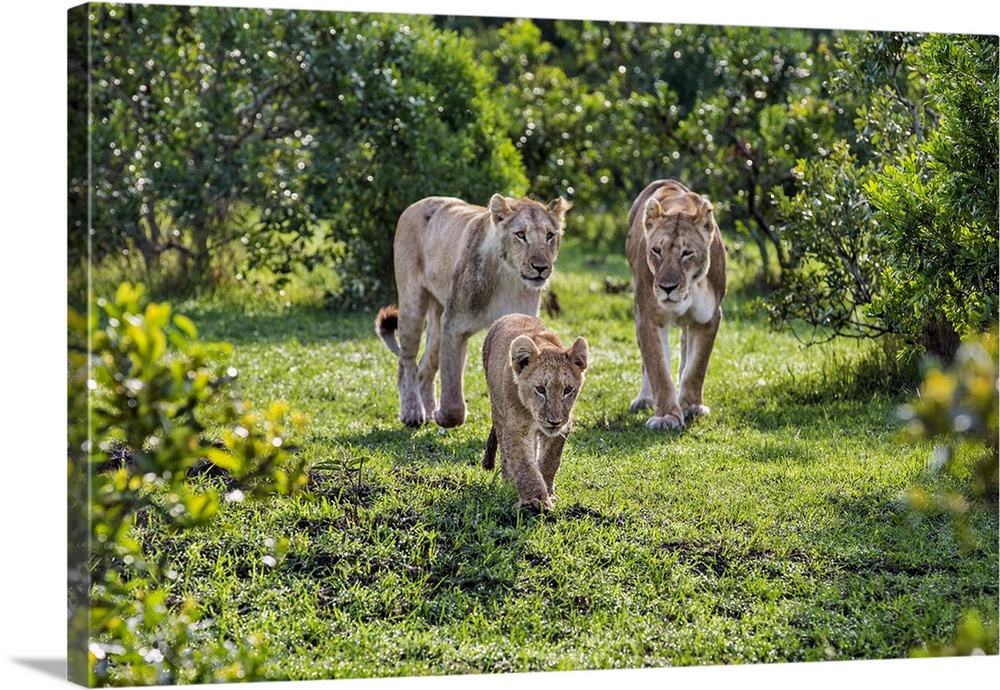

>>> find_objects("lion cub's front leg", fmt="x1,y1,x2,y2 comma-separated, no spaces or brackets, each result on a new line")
538,433,566,502
500,431,553,510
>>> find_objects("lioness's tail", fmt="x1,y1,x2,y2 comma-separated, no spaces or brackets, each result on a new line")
375,305,401,356
483,426,498,470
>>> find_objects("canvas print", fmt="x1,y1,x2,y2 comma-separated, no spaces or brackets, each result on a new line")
67,0,999,686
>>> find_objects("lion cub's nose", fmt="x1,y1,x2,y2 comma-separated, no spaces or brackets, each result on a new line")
531,263,549,276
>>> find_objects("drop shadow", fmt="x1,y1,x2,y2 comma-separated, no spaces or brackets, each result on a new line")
11,658,65,680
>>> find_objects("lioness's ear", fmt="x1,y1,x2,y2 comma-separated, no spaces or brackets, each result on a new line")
509,335,539,377
568,337,589,372
696,197,715,235
490,194,512,225
644,198,663,230
546,197,572,224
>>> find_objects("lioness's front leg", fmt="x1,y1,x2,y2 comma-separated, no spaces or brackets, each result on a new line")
397,292,430,427
417,301,443,419
678,309,721,419
634,314,683,430
434,319,469,428
501,431,552,510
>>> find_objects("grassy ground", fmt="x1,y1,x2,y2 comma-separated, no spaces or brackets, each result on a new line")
139,240,997,680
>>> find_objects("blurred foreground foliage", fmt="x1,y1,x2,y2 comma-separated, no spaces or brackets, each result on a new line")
68,283,309,685
899,329,999,657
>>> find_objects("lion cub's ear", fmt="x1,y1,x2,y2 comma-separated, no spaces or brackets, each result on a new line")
509,335,539,377
545,197,572,224
567,337,589,372
490,194,513,225
644,198,664,230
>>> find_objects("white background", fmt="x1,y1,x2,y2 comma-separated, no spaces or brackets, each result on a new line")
2,1,997,688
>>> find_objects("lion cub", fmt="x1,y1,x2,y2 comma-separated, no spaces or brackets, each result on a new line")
481,313,588,510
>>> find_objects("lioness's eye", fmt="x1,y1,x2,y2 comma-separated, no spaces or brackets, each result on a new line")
563,386,574,397
651,246,662,257
681,249,693,260
515,231,527,241
534,385,546,397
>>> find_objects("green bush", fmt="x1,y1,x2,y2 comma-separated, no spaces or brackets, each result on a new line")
768,32,998,359
68,283,309,685
866,34,999,358
80,7,527,304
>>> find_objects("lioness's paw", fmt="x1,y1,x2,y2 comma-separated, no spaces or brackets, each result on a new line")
434,406,467,429
399,403,426,427
645,414,684,431
683,404,710,420
630,397,653,412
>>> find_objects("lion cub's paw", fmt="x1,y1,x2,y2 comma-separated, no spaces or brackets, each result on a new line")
645,413,685,431
519,493,554,511
629,396,653,412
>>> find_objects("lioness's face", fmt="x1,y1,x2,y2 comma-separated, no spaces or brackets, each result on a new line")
644,198,713,305
491,195,571,289
511,335,588,437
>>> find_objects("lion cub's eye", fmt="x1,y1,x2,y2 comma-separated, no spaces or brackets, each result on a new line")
546,232,555,242
515,231,527,242
534,385,547,398
562,386,575,398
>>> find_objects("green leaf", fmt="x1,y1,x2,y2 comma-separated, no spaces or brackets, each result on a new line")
184,491,219,525
173,313,198,339
205,447,242,473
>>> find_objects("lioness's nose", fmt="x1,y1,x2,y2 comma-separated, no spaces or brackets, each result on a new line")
659,281,679,294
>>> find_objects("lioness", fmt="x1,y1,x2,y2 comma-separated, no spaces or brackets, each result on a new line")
625,179,726,430
376,193,571,428
482,314,588,510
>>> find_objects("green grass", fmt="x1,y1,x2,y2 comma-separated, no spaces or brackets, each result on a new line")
138,239,997,680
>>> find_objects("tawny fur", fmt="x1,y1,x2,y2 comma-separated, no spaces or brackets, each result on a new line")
375,193,571,429
481,313,588,510
624,179,727,430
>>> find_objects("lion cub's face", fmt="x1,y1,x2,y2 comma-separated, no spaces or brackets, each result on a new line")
510,334,588,436
643,195,714,305
490,195,572,289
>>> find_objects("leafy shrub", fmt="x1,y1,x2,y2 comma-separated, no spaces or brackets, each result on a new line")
80,7,527,304
68,283,309,685
770,141,888,340
769,32,998,359
866,34,999,359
